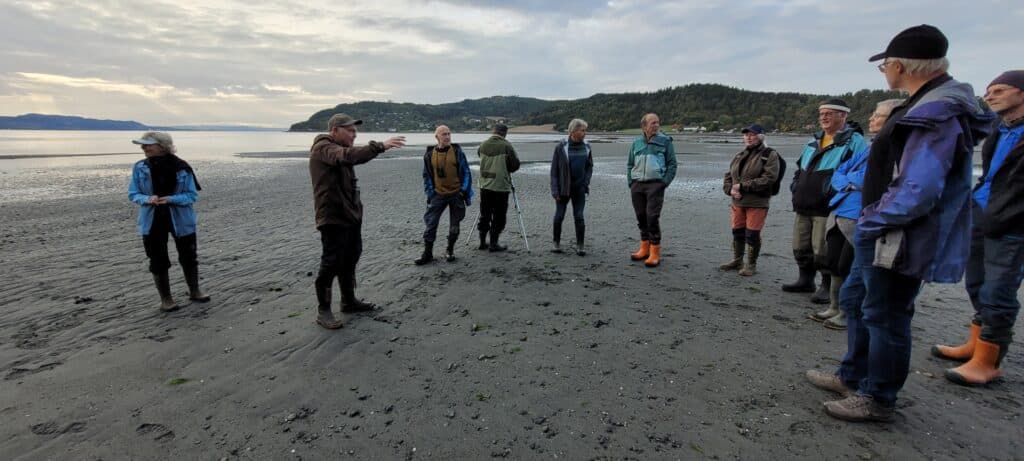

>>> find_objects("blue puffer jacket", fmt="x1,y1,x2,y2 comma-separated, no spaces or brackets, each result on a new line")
128,159,199,236
857,78,996,283
422,143,473,205
626,132,677,186
829,143,871,219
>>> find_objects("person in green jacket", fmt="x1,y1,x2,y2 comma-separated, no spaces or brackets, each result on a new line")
627,113,677,267
476,124,521,251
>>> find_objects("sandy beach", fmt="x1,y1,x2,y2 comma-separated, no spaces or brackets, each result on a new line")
0,138,1020,460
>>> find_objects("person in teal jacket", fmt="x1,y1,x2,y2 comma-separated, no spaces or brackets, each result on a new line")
626,113,677,267
127,132,209,312
783,99,868,305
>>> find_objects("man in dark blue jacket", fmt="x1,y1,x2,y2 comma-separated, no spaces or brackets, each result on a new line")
805,25,995,422
415,125,472,265
934,70,1024,386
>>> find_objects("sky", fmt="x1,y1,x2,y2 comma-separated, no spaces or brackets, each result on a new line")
1,0,1020,128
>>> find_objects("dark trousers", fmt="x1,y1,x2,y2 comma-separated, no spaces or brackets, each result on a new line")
553,189,586,243
315,224,362,307
142,208,197,274
423,193,466,243
478,189,510,238
964,206,1024,344
629,181,666,244
836,233,922,408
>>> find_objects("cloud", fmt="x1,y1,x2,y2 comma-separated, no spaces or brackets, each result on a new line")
0,0,1021,126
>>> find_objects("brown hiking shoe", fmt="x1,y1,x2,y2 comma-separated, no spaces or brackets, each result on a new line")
823,394,894,423
805,370,854,396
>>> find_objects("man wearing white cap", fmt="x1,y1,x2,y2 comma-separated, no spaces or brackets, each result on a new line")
784,98,867,306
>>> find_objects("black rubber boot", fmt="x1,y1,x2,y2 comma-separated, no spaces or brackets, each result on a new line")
340,270,376,313
810,272,831,304
488,230,507,252
552,222,563,253
782,266,816,292
478,231,488,250
575,220,586,256
444,237,457,262
414,241,434,265
152,271,179,312
182,265,210,302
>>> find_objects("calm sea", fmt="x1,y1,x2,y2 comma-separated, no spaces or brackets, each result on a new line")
0,130,576,170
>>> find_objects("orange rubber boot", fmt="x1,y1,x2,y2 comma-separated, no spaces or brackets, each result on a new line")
630,240,650,261
645,244,661,267
945,339,1005,386
931,323,981,361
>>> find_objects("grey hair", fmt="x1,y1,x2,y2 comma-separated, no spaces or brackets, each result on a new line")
641,113,658,126
890,57,949,76
875,98,905,117
567,118,588,133
142,131,176,154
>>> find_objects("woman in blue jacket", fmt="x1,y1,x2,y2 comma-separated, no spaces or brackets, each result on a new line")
128,132,209,312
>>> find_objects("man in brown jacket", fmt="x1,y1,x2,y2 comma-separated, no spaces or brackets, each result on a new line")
720,124,781,275
309,113,405,329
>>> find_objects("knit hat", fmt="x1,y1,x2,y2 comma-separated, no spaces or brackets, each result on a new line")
819,99,851,113
988,70,1024,91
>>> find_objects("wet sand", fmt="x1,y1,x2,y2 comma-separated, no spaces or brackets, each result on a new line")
0,140,1020,459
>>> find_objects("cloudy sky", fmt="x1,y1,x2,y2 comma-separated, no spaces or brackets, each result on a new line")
1,0,1020,127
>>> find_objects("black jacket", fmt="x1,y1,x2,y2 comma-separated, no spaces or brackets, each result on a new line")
975,120,1024,237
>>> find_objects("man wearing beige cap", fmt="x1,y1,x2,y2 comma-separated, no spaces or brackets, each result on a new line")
309,114,405,329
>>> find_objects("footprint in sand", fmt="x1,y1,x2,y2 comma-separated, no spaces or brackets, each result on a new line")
136,423,175,442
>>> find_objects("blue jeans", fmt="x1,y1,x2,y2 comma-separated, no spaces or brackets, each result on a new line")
553,189,586,241
422,193,466,243
836,234,922,408
964,222,1024,344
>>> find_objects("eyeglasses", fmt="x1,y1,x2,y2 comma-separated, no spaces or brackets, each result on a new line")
877,61,891,73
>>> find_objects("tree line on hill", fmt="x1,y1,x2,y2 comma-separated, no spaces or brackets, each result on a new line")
288,84,905,133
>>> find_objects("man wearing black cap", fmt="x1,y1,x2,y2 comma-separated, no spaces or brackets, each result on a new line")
720,124,781,276
784,99,867,303
309,113,406,329
934,70,1024,386
476,123,521,252
806,25,996,422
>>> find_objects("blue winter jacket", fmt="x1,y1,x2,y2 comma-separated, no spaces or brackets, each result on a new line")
128,159,199,236
422,143,473,205
829,143,871,219
790,125,868,216
627,132,677,186
857,79,996,283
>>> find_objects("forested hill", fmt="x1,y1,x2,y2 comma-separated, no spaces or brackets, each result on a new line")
288,84,904,133
288,96,553,132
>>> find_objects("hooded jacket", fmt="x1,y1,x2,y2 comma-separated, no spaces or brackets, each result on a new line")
478,135,520,192
973,120,1024,237
627,132,677,186
309,134,385,229
829,143,871,220
790,124,868,216
857,77,997,282
550,138,594,198
722,142,780,208
422,143,473,205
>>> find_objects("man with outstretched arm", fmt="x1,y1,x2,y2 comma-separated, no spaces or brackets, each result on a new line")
309,113,405,330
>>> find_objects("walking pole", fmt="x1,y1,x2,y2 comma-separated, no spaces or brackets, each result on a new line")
509,175,530,252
